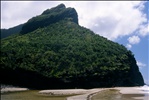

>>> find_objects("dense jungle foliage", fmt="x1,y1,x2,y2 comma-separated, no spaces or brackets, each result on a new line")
0,4,144,89
1,24,23,39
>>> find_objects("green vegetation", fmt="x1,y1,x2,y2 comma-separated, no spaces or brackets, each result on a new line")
20,4,78,34
0,4,144,89
1,24,23,39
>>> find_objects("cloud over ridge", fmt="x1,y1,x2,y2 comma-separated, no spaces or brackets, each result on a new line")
1,1,148,41
71,1,148,40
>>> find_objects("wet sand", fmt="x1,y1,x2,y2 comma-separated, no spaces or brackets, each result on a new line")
90,87,149,100
1,90,69,100
1,86,149,100
117,87,149,100
39,87,149,100
122,94,149,100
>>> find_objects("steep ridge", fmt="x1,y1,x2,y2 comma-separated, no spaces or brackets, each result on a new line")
20,4,78,34
1,4,144,89
1,24,23,39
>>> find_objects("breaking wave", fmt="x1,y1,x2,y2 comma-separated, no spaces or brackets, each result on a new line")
140,85,149,94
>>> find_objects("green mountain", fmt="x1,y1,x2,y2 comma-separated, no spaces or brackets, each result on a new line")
1,24,23,39
20,4,78,34
1,4,144,89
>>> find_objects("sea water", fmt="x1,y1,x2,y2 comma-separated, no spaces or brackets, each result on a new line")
139,85,149,94
132,85,149,100
91,86,149,100
1,90,68,100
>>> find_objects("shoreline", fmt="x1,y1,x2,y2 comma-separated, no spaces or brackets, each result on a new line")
39,87,149,100
88,87,149,100
1,85,148,100
1,85,28,93
117,87,149,100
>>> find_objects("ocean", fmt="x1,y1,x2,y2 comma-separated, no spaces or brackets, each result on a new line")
139,85,149,94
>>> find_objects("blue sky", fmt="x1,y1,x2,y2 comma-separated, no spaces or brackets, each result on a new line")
1,1,149,84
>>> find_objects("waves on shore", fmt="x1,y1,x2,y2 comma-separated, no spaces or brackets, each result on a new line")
139,85,149,94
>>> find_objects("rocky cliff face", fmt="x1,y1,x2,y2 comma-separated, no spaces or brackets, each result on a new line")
1,4,144,89
21,4,78,34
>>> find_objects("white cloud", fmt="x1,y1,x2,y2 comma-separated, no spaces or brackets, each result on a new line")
128,35,140,44
1,1,148,41
1,1,34,28
126,44,132,49
1,1,59,29
1,1,149,85
137,61,146,68
67,1,148,40
138,23,149,37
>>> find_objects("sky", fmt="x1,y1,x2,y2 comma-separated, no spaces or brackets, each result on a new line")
1,1,149,84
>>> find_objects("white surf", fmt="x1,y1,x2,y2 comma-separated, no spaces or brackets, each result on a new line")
140,85,149,94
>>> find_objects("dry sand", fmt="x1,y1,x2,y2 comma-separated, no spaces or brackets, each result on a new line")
1,85,28,93
116,87,149,100
39,88,105,100
39,87,149,100
116,87,147,94
39,89,89,95
1,85,148,100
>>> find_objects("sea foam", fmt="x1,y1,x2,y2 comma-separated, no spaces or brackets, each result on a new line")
140,85,149,94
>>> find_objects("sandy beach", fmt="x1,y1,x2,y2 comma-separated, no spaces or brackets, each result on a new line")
39,88,105,100
1,85,148,100
1,85,28,93
117,87,149,100
39,87,149,100
1,87,28,93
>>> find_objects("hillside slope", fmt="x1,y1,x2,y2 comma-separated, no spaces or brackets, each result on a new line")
20,4,78,34
1,4,144,89
1,24,23,39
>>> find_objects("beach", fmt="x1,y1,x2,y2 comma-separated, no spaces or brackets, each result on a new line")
1,85,149,100
39,86,149,100
1,85,28,94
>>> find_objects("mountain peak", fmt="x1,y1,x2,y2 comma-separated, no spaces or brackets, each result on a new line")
21,4,78,34
1,4,144,89
55,3,66,9
41,4,66,15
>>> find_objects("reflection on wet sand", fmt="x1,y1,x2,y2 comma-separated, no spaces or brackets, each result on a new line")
91,89,149,100
123,94,149,100
1,90,69,100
